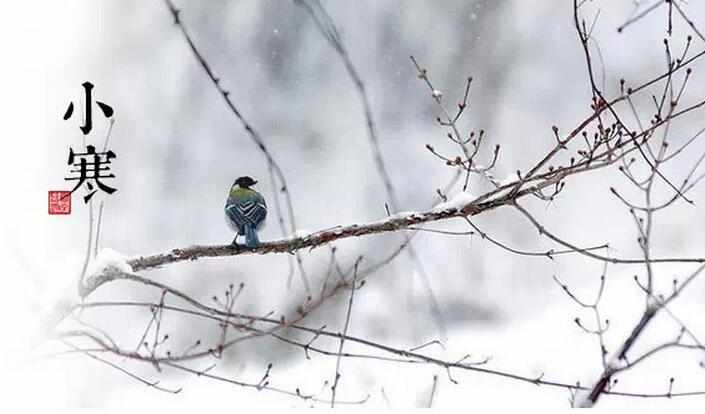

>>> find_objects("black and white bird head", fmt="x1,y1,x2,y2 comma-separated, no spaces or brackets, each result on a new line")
234,176,258,188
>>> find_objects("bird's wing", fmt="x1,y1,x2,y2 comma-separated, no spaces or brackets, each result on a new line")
254,192,267,223
226,196,267,229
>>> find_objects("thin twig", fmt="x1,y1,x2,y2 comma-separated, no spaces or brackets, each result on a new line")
331,257,361,407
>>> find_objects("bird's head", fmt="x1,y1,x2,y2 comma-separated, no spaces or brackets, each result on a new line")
234,176,258,189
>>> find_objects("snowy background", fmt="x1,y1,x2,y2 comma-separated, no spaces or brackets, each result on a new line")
2,0,705,410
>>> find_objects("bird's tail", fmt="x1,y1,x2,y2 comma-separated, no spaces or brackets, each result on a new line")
244,224,260,248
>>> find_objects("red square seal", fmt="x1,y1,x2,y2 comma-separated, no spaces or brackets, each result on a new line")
48,191,71,215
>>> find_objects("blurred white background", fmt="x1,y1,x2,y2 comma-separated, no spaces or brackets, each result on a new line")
2,0,705,411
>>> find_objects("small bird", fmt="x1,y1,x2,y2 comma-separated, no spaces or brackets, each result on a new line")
225,176,267,247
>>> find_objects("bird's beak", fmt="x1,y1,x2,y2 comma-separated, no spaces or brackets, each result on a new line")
253,180,258,185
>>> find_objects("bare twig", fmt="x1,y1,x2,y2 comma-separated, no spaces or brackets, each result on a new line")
331,257,361,407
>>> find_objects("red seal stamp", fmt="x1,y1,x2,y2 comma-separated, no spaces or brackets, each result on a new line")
48,191,72,215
